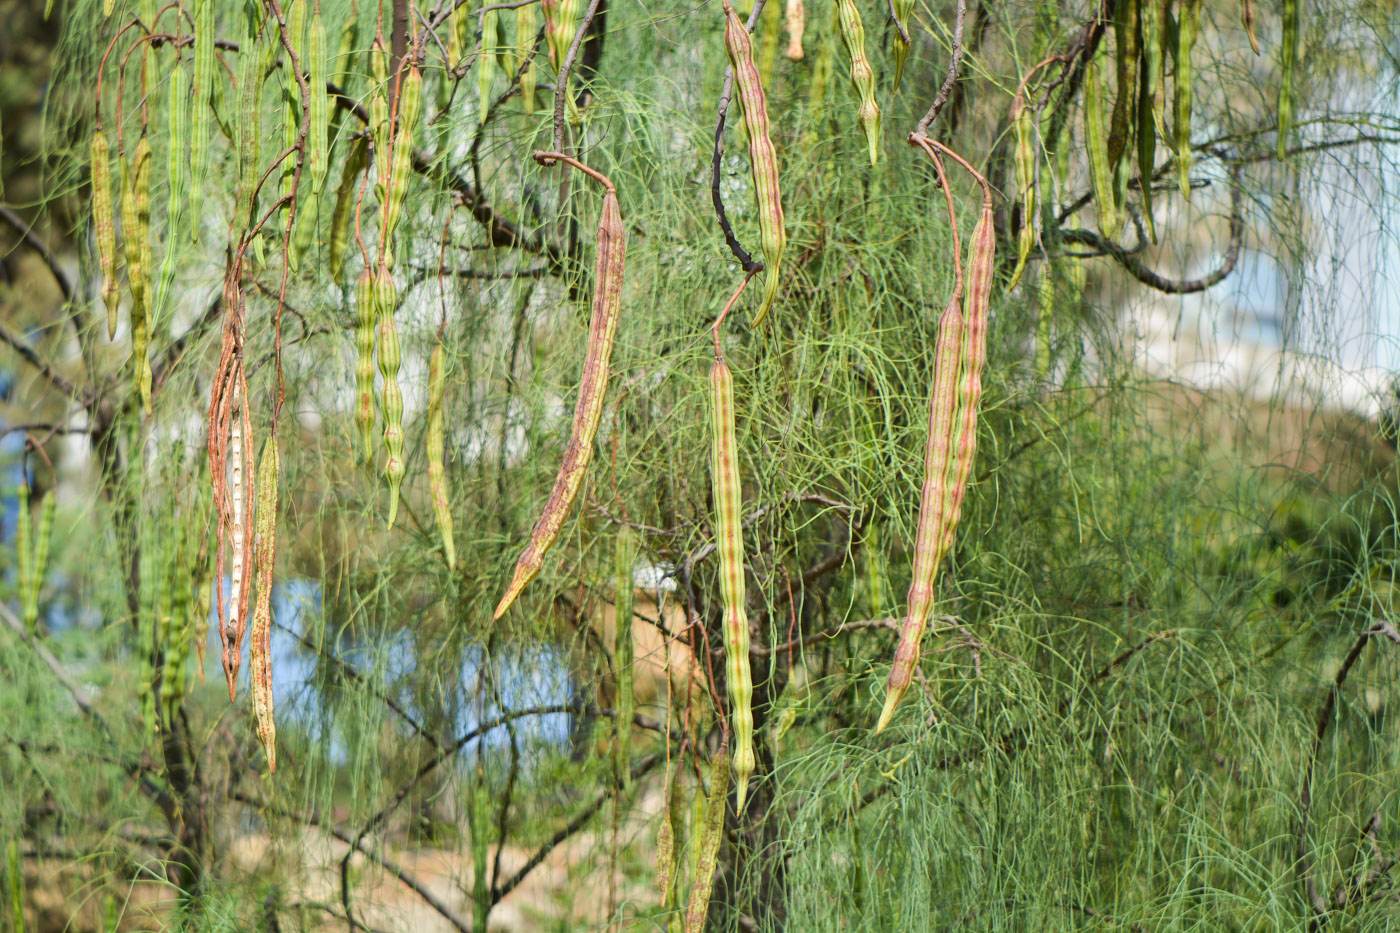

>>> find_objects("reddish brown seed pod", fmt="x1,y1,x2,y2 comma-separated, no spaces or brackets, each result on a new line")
494,154,626,620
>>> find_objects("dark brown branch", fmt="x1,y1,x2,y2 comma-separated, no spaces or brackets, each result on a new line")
0,319,78,397
1056,168,1243,294
1297,619,1400,924
0,203,73,301
232,791,472,933
914,0,966,136
492,750,666,903
550,0,607,152
710,0,769,274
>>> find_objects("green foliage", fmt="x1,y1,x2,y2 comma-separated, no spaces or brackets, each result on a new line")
1,0,1399,929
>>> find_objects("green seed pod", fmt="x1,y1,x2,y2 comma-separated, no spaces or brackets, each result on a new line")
91,130,121,339
836,0,880,166
369,40,391,195
354,269,376,464
329,135,367,282
709,355,755,811
543,0,581,69
1174,0,1202,201
891,0,912,90
308,8,330,195
379,67,421,267
250,436,280,772
236,17,264,228
1006,98,1036,290
375,267,405,527
190,0,215,240
1084,47,1119,239
427,341,456,567
479,6,500,120
1107,0,1138,170
15,480,32,631
1137,42,1158,243
722,0,786,327
1142,0,1167,139
683,749,731,933
121,136,154,411
24,491,55,632
167,56,189,228
494,168,626,620
516,0,538,112
613,526,635,789
1277,0,1297,160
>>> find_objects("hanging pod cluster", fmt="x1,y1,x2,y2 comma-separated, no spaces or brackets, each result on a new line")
494,155,626,620
878,140,995,733
722,0,786,327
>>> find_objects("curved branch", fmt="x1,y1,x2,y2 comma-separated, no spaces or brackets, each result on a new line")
0,204,73,301
711,0,769,274
1055,169,1243,294
914,0,967,136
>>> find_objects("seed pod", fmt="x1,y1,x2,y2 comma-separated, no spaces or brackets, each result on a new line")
1006,97,1036,290
353,270,376,464
891,0,913,90
757,0,782,91
613,527,635,789
375,267,405,526
709,355,756,809
369,40,391,195
1083,48,1119,239
308,8,329,195
1107,0,1138,170
1277,0,1297,160
876,295,964,732
1174,0,1201,201
1141,0,1166,139
683,749,731,933
494,167,626,619
250,436,280,772
329,137,366,281
121,136,154,411
655,764,679,899
935,190,995,563
236,18,263,228
167,58,189,225
543,0,581,68
836,0,880,166
1136,41,1158,243
427,341,456,567
16,480,32,631
1242,0,1260,55
784,0,804,60
221,367,255,699
516,0,538,112
190,0,215,239
24,491,55,632
479,7,500,120
91,130,121,339
722,0,786,328
379,66,422,268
